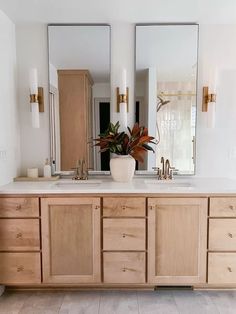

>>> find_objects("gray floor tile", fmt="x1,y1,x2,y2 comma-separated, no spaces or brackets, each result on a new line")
99,291,139,314
59,291,101,314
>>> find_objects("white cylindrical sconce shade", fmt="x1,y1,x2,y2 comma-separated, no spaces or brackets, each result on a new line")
29,68,38,95
119,102,128,132
31,102,40,128
207,102,216,129
120,68,127,95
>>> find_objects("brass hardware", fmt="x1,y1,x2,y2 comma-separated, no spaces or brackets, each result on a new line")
122,206,126,210
154,157,173,180
122,267,126,272
122,233,126,238
30,87,44,112
202,86,216,112
229,205,235,210
17,266,24,272
16,205,21,211
72,159,88,180
94,205,100,210
16,233,22,239
228,266,232,273
116,87,129,112
228,233,233,238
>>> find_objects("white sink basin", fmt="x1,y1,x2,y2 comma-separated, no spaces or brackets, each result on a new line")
144,179,193,189
55,179,102,187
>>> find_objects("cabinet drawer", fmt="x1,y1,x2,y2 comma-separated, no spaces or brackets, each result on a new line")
0,252,41,284
103,218,146,251
209,219,236,251
0,219,40,251
208,253,236,284
0,198,39,217
103,197,146,217
103,252,146,283
210,198,236,217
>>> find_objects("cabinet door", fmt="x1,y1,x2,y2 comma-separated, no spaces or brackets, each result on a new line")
148,198,208,284
41,197,101,284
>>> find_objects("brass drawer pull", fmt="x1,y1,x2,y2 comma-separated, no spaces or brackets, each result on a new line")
228,266,232,273
94,205,100,210
16,205,21,211
16,232,22,239
122,206,126,210
229,205,236,210
228,233,233,238
122,233,126,238
17,266,24,272
122,267,126,272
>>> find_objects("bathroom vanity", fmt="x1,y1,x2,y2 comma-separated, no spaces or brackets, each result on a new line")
0,177,236,290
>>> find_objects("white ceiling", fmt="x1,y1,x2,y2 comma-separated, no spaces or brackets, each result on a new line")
136,25,198,82
0,0,236,24
49,25,110,83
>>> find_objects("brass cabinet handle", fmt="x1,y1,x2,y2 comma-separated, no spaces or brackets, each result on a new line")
229,205,235,210
228,266,232,273
16,233,22,239
94,205,100,210
122,206,126,210
122,233,126,238
122,267,126,272
16,205,21,211
228,233,233,238
17,266,24,272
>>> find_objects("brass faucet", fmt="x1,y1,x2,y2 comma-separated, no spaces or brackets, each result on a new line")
153,157,173,180
72,159,88,180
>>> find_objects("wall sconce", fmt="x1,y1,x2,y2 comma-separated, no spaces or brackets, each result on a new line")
116,68,129,112
202,86,216,112
29,68,44,128
202,86,217,128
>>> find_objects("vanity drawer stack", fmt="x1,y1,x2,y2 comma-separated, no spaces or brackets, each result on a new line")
0,197,41,284
102,197,146,284
208,198,236,284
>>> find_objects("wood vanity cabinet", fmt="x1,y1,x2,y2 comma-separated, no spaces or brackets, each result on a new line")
0,197,41,285
148,198,208,284
41,197,101,284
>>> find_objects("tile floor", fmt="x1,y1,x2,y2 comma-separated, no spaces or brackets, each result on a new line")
0,290,236,314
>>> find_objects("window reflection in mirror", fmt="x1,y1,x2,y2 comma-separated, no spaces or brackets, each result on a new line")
48,24,111,172
135,24,198,175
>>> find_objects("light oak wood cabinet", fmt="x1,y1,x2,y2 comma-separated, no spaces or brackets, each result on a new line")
0,197,41,285
208,197,236,285
58,70,94,170
41,197,101,284
148,198,208,284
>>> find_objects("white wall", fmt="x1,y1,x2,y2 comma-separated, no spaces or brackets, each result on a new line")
15,22,236,178
16,24,50,176
0,10,20,185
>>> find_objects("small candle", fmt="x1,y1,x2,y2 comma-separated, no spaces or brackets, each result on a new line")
29,68,38,95
27,168,39,178
120,68,127,95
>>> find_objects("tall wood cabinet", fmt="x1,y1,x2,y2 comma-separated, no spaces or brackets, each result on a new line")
148,198,208,284
58,70,94,170
41,197,101,284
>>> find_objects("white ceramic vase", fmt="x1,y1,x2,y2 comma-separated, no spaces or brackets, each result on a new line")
110,155,135,182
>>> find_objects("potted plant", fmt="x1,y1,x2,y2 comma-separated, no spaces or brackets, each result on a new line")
94,122,156,182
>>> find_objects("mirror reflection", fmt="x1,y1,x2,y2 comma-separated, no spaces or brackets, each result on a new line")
135,24,198,174
48,24,111,172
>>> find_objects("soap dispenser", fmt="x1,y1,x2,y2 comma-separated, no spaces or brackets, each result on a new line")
44,158,51,178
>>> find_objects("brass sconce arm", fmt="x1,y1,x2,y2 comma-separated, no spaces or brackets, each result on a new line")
202,86,216,112
29,87,44,112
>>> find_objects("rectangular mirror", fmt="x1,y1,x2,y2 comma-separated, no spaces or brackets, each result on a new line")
135,24,198,175
48,24,111,172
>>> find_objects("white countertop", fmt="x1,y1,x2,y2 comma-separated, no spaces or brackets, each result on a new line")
1,176,236,195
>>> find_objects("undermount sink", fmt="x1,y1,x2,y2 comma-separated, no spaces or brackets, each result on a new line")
55,179,102,187
144,179,193,189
